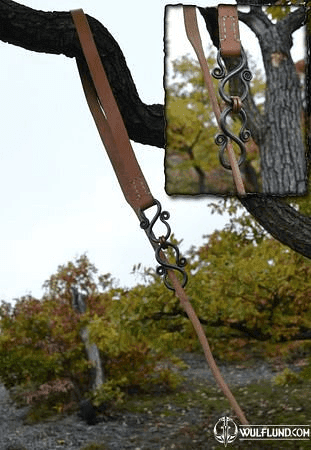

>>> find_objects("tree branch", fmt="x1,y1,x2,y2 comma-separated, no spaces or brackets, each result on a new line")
278,6,306,37
0,0,165,148
240,196,311,259
238,7,272,39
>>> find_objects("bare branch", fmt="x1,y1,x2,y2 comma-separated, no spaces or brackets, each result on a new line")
278,6,306,36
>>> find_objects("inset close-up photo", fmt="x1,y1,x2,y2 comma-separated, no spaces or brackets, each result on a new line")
164,4,308,196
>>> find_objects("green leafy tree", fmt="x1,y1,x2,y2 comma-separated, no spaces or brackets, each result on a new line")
0,255,182,413
127,203,311,360
2,220,311,413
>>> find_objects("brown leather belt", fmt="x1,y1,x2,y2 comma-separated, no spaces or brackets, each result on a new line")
70,7,248,426
70,9,154,216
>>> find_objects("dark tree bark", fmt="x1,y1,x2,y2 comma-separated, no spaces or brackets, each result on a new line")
239,6,307,194
1,0,311,259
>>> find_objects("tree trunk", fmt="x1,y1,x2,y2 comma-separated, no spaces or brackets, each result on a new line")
79,328,105,390
0,0,311,259
71,288,105,390
262,47,305,194
239,6,307,194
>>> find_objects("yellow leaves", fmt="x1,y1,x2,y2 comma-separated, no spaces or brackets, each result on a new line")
273,368,302,386
266,2,302,22
266,5,291,21
93,378,127,406
184,218,311,347
88,314,134,357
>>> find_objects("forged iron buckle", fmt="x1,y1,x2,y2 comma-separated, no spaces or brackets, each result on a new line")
212,48,252,170
138,199,188,291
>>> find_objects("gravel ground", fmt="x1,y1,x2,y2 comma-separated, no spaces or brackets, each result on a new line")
0,354,299,450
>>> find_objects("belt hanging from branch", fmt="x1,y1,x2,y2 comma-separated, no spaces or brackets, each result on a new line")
70,8,248,425
183,5,252,196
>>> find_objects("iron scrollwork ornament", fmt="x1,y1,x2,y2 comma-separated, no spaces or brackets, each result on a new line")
212,48,252,170
138,199,188,291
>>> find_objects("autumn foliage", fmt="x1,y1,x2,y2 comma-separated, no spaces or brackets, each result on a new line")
1,202,311,414
0,255,182,413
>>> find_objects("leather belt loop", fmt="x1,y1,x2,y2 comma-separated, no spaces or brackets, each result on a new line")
218,4,241,58
70,9,154,215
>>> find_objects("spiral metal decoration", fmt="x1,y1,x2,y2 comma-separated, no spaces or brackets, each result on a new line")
138,199,188,291
212,48,252,170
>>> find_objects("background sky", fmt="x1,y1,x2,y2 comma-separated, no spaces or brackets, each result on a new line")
0,0,305,304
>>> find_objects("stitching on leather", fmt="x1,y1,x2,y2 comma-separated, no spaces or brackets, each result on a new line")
220,15,239,43
130,177,151,200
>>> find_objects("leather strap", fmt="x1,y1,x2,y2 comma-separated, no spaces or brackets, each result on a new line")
183,6,245,195
183,6,222,123
71,8,249,425
70,9,154,215
218,4,241,57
